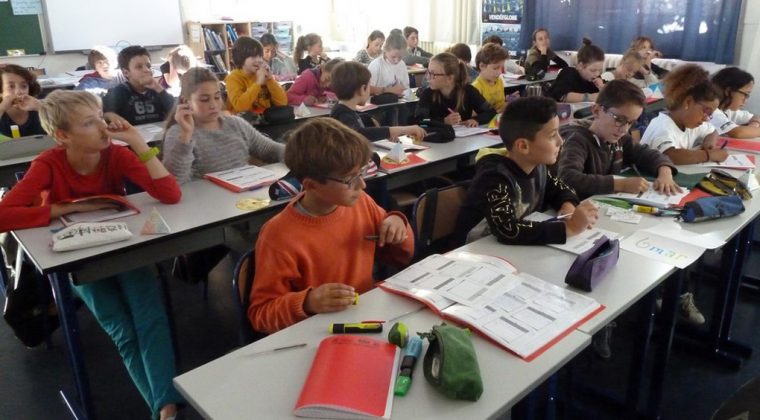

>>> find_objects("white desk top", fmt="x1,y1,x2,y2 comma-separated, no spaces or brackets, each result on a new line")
174,288,591,420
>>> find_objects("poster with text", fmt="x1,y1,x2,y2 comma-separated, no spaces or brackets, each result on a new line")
482,0,524,54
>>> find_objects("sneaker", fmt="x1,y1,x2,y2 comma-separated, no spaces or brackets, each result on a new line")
592,322,616,359
678,292,705,325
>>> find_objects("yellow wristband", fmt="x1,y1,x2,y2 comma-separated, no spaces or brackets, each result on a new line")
139,146,160,163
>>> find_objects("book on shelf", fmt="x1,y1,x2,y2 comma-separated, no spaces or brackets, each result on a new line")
293,335,400,419
379,251,603,361
204,165,279,192
59,194,140,226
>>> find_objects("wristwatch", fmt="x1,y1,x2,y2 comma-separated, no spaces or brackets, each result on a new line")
138,146,160,163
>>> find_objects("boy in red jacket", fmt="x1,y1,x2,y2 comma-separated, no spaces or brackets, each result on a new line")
248,118,415,333
0,90,183,420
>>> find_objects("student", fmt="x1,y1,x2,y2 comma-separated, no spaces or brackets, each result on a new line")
294,33,329,75
158,45,197,95
402,26,432,66
547,38,605,103
558,80,680,199
75,46,125,95
367,32,409,97
710,67,760,138
0,64,44,137
600,49,644,83
0,90,183,420
482,36,525,75
454,96,598,246
260,33,298,81
354,30,385,65
225,36,288,114
103,45,175,125
247,118,414,333
330,61,426,141
163,67,284,184
286,58,343,106
415,52,496,127
472,43,510,113
640,64,727,165
525,28,569,73
447,43,479,83
630,36,668,83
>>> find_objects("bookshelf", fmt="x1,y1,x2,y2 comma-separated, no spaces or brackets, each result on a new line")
187,21,294,75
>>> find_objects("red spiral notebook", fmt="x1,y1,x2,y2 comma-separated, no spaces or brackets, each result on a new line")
294,335,400,419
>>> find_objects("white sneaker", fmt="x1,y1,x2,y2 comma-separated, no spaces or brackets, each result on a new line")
678,292,705,325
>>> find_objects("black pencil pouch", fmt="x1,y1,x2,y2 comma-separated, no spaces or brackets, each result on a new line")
418,323,483,401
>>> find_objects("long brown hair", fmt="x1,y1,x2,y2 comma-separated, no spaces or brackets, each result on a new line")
294,33,322,65
430,52,468,112
163,67,219,136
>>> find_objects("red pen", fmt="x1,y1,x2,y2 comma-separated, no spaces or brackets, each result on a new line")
720,139,728,149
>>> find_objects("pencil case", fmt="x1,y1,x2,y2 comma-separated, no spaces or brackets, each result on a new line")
418,323,483,401
565,235,619,292
678,195,745,223
696,169,752,200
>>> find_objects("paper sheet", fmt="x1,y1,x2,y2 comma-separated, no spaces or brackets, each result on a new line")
524,212,621,254
621,230,706,268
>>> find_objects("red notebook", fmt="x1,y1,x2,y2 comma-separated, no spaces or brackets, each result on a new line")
721,137,760,153
58,194,140,226
294,335,400,419
203,165,278,193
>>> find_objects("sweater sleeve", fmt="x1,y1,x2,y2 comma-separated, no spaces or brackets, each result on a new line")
477,170,568,245
286,72,314,105
549,50,569,68
161,125,196,184
116,147,181,204
266,78,288,106
235,117,285,163
0,159,54,231
331,107,391,141
624,137,677,176
544,170,581,210
371,207,414,267
226,72,260,113
557,136,615,198
248,226,311,334
158,89,175,116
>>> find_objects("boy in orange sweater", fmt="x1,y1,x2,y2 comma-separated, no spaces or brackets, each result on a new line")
248,118,415,333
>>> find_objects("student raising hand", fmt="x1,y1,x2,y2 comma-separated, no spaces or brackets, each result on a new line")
378,214,408,247
564,200,598,237
174,100,194,143
303,283,356,314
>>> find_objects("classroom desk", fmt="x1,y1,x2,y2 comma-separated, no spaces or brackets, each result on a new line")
174,288,592,420
503,71,559,88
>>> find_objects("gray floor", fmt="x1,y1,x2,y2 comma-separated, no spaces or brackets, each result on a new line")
3,250,760,419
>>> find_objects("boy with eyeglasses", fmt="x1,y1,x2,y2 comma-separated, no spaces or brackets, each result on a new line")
248,118,414,334
557,79,681,199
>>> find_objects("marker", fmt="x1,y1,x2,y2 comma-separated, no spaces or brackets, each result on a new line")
10,125,20,138
447,107,456,114
720,139,728,149
632,204,659,214
364,234,379,241
394,336,423,396
330,322,383,334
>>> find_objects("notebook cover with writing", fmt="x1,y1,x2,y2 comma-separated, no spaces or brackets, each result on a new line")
294,335,400,419
722,137,760,153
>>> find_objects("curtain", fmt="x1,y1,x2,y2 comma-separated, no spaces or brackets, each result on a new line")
522,0,742,64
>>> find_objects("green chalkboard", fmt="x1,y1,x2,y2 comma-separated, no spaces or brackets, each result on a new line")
0,2,44,56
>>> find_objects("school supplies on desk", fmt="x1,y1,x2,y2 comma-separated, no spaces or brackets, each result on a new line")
720,137,760,154
693,154,755,170
58,195,140,227
373,137,430,151
52,222,132,252
379,251,603,361
204,165,279,193
606,186,690,209
293,335,400,419
453,125,491,138
524,212,621,255
379,152,427,173
313,102,379,112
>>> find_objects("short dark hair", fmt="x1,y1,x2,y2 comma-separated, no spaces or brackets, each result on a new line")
231,36,263,68
447,43,472,63
499,97,557,150
87,49,107,69
596,79,646,109
0,64,41,97
259,33,278,48
117,45,150,71
285,118,371,181
475,43,509,69
482,35,504,46
331,61,370,100
712,67,755,109
403,26,419,39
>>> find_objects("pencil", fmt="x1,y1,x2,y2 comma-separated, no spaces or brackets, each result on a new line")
631,164,643,178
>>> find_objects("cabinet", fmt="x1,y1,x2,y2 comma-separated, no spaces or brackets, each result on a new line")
186,21,294,74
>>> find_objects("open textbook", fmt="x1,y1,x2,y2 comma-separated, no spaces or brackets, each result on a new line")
379,251,603,361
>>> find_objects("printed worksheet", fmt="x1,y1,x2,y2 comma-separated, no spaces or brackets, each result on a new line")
607,186,689,208
525,212,621,254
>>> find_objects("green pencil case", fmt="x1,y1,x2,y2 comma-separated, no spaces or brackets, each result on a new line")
419,323,483,401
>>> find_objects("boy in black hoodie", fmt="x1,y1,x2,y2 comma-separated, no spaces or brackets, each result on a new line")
455,97,598,246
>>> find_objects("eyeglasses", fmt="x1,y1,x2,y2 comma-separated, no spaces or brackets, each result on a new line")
604,109,637,128
696,102,716,119
322,166,369,188
426,70,446,79
737,90,751,99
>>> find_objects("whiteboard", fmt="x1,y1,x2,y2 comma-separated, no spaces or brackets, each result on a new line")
43,0,184,52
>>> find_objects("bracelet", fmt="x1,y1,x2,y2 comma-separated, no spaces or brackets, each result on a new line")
138,146,160,163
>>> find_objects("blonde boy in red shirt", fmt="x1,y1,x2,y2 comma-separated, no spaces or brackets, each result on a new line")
248,118,415,333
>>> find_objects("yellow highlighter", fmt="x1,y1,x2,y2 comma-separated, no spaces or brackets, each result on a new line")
632,204,660,214
10,125,20,138
329,322,384,334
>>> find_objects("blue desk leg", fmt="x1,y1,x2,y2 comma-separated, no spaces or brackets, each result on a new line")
625,289,657,413
48,272,92,419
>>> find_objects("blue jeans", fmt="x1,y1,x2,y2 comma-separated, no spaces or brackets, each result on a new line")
71,266,183,417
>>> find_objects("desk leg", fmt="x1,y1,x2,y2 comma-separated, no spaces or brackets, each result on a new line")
625,289,657,414
717,222,754,359
49,272,92,419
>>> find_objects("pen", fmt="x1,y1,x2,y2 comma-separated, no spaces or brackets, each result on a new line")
546,212,573,222
364,234,379,241
244,343,307,358
447,107,456,114
330,322,384,334
631,164,643,178
720,139,728,149
394,336,423,396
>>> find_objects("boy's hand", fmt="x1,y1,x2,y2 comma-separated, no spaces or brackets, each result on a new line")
461,119,479,127
558,201,576,217
653,167,682,195
303,283,355,315
254,63,269,85
378,214,408,247
144,77,165,93
13,95,41,111
106,123,145,148
706,149,729,162
174,101,194,143
444,112,461,125
615,177,650,194
565,200,598,237
403,125,427,141
593,78,605,90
